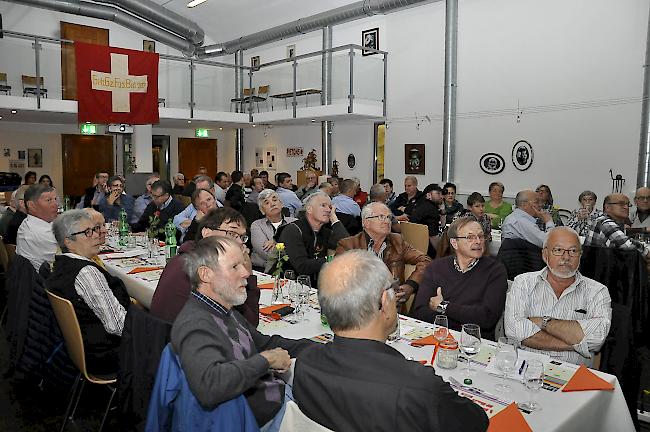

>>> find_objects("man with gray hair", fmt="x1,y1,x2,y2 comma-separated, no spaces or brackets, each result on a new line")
132,174,159,223
293,250,488,431
173,175,223,239
171,236,313,429
17,184,59,270
368,183,388,204
336,202,431,305
501,189,554,247
505,226,612,366
172,172,185,194
331,179,361,217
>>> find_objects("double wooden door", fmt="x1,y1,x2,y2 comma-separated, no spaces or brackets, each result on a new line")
62,134,114,197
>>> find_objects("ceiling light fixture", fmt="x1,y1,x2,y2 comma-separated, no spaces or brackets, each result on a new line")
219,127,223,131
11,110,17,114
252,124,256,127
187,120,192,124
187,0,208,8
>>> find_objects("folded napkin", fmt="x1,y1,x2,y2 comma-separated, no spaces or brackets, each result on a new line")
127,266,163,275
487,403,532,432
562,365,614,392
259,304,291,320
410,334,439,347
259,282,276,290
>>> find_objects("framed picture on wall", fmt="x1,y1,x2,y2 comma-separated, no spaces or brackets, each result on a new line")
28,148,43,167
404,144,425,175
286,45,296,59
362,28,379,56
143,40,156,53
251,56,260,71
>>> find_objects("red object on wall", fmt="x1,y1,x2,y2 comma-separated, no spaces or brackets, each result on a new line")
75,42,159,124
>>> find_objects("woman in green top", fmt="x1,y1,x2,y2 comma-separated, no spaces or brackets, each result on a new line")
485,181,512,229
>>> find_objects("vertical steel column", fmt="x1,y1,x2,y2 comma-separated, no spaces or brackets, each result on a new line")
189,59,195,118
442,0,458,183
292,58,298,118
235,129,243,171
382,53,388,117
248,68,254,122
34,38,41,109
235,51,243,170
321,26,333,176
638,5,650,187
348,47,355,113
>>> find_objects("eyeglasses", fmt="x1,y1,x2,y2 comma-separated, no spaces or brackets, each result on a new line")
215,228,249,243
545,246,581,257
366,214,394,222
608,201,632,208
452,234,486,242
636,196,650,201
70,225,102,238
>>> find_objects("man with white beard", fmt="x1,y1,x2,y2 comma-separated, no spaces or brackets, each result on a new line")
504,227,612,366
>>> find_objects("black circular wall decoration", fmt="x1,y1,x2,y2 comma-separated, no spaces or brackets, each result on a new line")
347,153,356,169
479,153,505,175
512,140,534,171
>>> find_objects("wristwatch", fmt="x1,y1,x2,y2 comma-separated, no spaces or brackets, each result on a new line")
541,315,552,330
436,300,450,314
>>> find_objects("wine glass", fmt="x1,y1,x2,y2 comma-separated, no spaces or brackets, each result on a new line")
460,324,481,378
494,337,518,393
283,270,296,302
296,275,311,321
519,359,544,412
433,315,449,343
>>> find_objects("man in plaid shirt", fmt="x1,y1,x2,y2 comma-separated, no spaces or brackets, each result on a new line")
583,193,650,257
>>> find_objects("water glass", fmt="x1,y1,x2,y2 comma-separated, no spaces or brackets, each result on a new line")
460,324,481,378
433,315,449,343
296,283,310,322
494,337,518,393
283,270,296,302
520,359,544,411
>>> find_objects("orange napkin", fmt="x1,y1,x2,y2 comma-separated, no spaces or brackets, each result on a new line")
127,266,163,274
561,365,614,392
487,403,532,432
410,334,439,347
259,304,291,320
258,282,276,290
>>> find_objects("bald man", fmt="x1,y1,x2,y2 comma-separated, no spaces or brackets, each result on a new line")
501,189,554,247
631,187,650,230
584,193,650,257
293,250,488,432
505,227,611,366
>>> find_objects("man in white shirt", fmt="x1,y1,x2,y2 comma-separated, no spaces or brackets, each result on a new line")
16,184,59,270
331,179,361,217
501,190,554,247
214,171,231,205
275,172,303,217
504,226,612,366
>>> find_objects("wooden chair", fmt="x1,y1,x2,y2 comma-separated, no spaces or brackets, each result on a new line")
230,88,253,112
250,85,270,112
46,290,117,432
400,222,430,255
0,72,11,95
22,75,48,97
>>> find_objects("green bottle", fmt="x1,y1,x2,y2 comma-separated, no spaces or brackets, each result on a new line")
164,218,177,261
118,208,129,246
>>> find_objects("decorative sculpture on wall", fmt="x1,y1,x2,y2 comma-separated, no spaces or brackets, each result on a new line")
512,140,533,171
301,149,320,171
610,169,625,193
479,153,505,175
404,144,425,175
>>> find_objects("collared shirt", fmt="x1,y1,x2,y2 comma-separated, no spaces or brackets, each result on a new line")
566,207,604,236
584,214,649,256
385,191,397,208
367,236,388,260
173,200,224,236
65,252,126,336
501,208,554,247
215,185,227,204
504,268,612,366
332,194,361,217
631,208,650,229
191,290,230,317
159,195,173,211
246,190,260,204
276,187,303,217
132,193,153,224
453,257,479,273
16,214,58,270
250,216,297,269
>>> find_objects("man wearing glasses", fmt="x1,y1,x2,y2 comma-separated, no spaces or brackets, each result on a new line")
411,218,508,340
584,193,650,257
98,175,135,223
631,187,650,230
131,180,185,240
132,174,159,223
505,227,612,366
501,189,555,248
336,202,431,306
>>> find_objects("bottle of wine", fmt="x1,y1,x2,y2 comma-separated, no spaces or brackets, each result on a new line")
164,218,177,261
118,208,129,246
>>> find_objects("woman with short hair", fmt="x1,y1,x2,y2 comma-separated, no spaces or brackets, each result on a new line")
484,181,513,229
566,190,603,236
250,189,297,271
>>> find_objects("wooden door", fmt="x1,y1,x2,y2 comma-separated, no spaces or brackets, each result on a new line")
61,22,109,100
62,134,114,197
178,138,217,179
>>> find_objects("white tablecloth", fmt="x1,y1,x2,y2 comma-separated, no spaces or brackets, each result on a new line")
257,289,634,432
103,248,159,309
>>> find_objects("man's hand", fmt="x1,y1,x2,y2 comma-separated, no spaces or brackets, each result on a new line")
528,316,542,328
329,204,339,224
179,219,192,229
538,211,552,224
395,284,414,304
428,287,444,311
262,239,276,252
106,189,120,206
260,348,291,372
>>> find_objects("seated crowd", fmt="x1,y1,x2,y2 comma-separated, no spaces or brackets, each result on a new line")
8,164,649,431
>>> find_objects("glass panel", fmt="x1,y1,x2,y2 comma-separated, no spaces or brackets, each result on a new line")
295,55,322,110
353,49,384,105
253,61,293,113
0,36,38,97
39,40,63,100
330,50,351,105
159,57,191,109
193,62,236,112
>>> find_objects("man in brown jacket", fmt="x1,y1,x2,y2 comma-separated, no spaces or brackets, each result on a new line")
336,202,431,305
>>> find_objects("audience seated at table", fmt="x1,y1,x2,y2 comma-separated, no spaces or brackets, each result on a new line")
225,170,246,212
3,185,28,244
17,184,59,270
331,179,361,217
150,207,260,325
501,189,554,248
79,170,109,209
131,180,185,240
584,192,650,258
566,190,604,236
504,227,612,366
454,192,492,241
380,178,397,208
295,169,319,200
336,202,431,306
98,175,135,223
292,250,488,432
170,236,313,429
172,172,185,195
250,189,297,272
630,186,650,230
173,175,223,240
276,191,348,286
441,182,464,226
48,210,130,374
133,174,160,224
401,183,443,256
484,181,512,229
535,184,563,229
412,218,508,340
182,188,219,243
389,175,421,216
275,172,303,218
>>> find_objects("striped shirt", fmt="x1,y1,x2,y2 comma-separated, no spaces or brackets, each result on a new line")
504,268,611,366
583,214,649,256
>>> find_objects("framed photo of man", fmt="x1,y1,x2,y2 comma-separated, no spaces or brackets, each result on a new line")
362,28,379,56
404,144,425,175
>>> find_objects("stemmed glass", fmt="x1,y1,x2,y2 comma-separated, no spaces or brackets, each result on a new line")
494,337,518,393
433,315,449,343
296,275,311,321
460,324,481,378
519,360,544,412
283,270,296,303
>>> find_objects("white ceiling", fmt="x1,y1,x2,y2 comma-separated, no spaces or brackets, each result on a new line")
153,0,361,44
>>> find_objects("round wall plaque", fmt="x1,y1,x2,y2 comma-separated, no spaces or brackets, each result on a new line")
347,153,356,169
479,153,505,175
512,140,534,171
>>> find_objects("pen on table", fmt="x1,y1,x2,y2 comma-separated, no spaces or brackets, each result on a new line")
518,360,526,375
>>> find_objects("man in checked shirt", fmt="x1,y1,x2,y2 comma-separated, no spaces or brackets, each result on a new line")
504,226,612,366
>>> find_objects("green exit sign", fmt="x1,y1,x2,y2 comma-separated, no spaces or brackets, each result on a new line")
195,128,209,138
80,124,97,135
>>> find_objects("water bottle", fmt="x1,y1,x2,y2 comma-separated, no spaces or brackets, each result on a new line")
164,218,177,261
118,208,129,246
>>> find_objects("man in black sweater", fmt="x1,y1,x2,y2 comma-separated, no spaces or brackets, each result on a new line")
412,217,508,340
225,170,246,212
293,250,488,432
131,180,184,240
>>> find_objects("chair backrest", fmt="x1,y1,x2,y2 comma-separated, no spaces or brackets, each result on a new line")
258,85,269,95
0,236,9,271
0,72,7,83
558,208,571,225
5,243,16,264
22,75,45,88
45,290,88,376
243,88,254,96
400,222,430,255
279,401,333,432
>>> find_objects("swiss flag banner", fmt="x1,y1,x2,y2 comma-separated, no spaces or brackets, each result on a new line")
75,42,159,124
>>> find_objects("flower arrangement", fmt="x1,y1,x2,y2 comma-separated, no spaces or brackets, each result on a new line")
270,242,289,278
147,210,164,239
